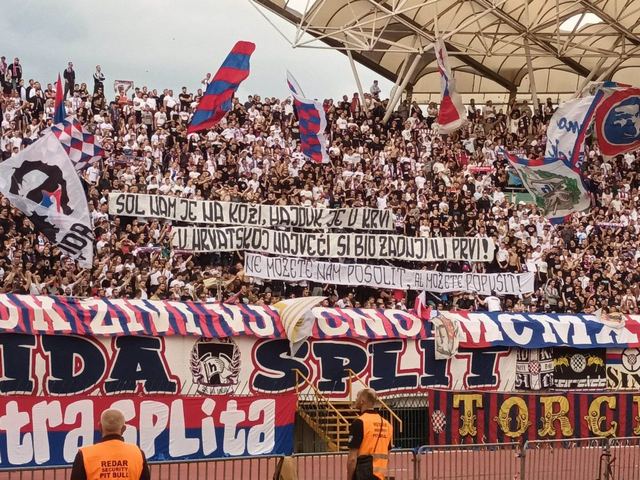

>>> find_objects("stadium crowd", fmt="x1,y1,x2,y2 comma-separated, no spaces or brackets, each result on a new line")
0,56,639,315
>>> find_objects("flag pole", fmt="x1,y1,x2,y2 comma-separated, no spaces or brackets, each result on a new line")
346,50,367,113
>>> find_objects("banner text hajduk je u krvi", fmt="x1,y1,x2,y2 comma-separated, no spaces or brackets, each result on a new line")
0,394,295,467
244,253,532,294
172,227,495,262
109,192,394,230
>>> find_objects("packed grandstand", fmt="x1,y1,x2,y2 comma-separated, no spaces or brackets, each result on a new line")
1,57,638,315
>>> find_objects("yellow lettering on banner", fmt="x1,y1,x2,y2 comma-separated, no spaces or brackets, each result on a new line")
584,396,618,437
538,396,573,437
633,396,640,435
453,394,482,437
494,397,530,438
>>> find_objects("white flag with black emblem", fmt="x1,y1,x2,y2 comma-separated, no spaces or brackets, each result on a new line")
0,131,94,267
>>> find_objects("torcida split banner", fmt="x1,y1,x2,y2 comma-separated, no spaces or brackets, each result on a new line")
109,192,394,230
0,394,295,468
0,333,516,399
172,226,495,262
244,253,534,293
428,390,640,444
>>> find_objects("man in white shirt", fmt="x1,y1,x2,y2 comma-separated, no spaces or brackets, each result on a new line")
477,292,501,312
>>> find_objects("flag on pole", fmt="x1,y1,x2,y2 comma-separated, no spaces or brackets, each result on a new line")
545,93,603,171
51,117,104,172
272,296,326,355
54,73,66,124
0,131,93,267
286,71,330,163
435,39,467,134
188,41,256,134
413,291,432,321
502,149,590,223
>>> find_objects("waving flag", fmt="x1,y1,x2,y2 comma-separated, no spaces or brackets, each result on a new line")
435,39,467,134
502,149,590,223
0,131,93,267
51,117,104,171
273,296,326,355
286,71,329,163
594,84,640,156
545,93,603,171
188,41,255,134
54,73,66,124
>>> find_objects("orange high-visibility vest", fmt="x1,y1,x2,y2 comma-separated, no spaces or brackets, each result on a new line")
81,439,144,480
357,412,393,480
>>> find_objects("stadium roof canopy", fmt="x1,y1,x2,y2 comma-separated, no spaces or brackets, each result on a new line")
251,0,640,103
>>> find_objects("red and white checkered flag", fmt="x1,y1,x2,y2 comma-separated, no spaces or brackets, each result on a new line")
51,116,104,171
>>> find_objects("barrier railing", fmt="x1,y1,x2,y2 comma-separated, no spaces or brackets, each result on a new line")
606,436,640,480
293,449,416,480
2,438,638,480
416,442,521,480
521,438,608,480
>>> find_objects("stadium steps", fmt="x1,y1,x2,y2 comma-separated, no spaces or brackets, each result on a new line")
297,400,355,451
295,369,403,452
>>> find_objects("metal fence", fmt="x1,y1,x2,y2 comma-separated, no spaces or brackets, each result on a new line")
416,442,521,480
1,438,638,480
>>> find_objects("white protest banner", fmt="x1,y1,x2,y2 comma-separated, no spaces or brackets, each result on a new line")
172,226,495,262
109,192,394,230
244,253,533,293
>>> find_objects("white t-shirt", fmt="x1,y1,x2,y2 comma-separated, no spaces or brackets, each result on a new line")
486,296,501,312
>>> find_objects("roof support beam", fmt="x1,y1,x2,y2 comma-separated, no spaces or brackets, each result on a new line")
366,0,517,91
251,0,399,82
577,0,640,45
472,0,591,78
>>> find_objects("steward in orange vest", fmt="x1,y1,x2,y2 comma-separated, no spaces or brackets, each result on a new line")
71,409,150,480
347,389,393,480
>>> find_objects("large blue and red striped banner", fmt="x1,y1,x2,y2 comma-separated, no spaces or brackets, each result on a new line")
286,71,329,163
2,295,640,347
0,394,295,467
188,41,255,134
428,390,640,444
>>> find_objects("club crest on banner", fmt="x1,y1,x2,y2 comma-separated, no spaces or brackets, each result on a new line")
431,313,460,360
621,348,640,373
553,348,606,389
190,337,241,395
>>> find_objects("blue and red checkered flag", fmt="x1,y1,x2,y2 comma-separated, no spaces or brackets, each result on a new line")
51,116,104,171
188,41,255,134
54,73,66,124
286,71,329,163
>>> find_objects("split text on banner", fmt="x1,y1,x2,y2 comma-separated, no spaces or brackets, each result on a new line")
109,193,394,230
244,253,533,294
172,226,495,262
0,394,295,467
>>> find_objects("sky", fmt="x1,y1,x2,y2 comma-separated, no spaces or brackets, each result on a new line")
0,0,393,100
